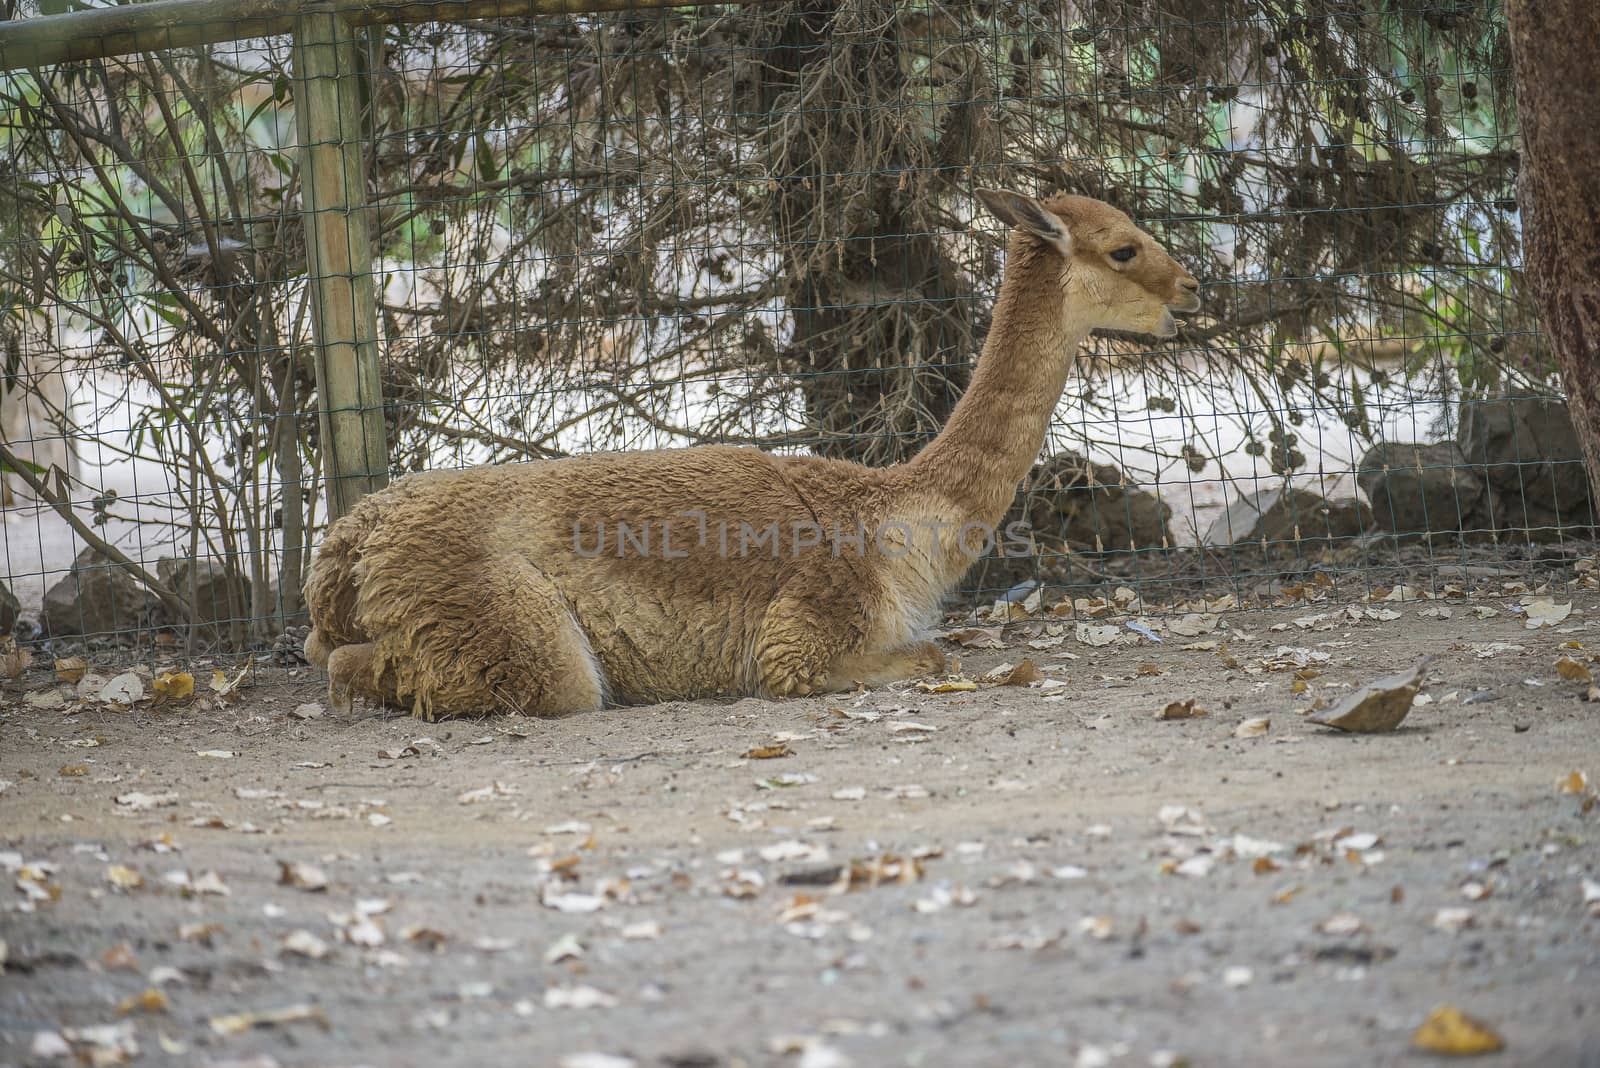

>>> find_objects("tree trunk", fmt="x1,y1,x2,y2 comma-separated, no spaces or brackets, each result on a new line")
757,0,982,466
1506,0,1600,507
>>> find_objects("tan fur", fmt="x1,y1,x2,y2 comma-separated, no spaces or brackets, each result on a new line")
304,191,1200,718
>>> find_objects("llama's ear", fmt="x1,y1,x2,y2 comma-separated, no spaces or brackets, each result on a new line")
974,189,1074,257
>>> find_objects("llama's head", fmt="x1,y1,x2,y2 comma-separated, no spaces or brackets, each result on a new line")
975,188,1201,339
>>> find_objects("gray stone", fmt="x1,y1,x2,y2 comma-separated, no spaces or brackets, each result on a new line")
153,557,251,646
1356,442,1486,537
42,548,152,638
1017,450,1173,553
1202,486,1372,550
1459,394,1594,538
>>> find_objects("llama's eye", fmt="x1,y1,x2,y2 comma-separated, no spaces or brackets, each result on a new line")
1109,246,1138,263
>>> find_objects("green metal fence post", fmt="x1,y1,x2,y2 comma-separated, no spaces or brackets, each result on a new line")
292,2,388,521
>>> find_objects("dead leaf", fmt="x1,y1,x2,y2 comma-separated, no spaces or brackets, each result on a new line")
98,672,145,705
1315,912,1365,936
1157,699,1208,721
152,672,194,700
117,987,169,1015
1216,644,1240,669
281,929,331,960
208,666,250,697
115,791,179,812
23,689,65,710
943,627,1005,649
101,942,140,970
742,744,793,760
208,1003,329,1038
1557,770,1589,795
59,763,89,777
55,656,88,683
1411,1006,1505,1055
1522,598,1572,629
1556,656,1593,683
277,860,329,892
289,702,324,720
996,659,1041,686
915,678,977,693
1309,656,1432,734
105,864,143,890
1,640,32,680
1234,717,1270,738
1075,623,1120,647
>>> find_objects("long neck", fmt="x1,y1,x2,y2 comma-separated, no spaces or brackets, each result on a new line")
904,235,1093,528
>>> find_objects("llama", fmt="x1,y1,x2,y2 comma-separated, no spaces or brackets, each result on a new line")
303,189,1201,718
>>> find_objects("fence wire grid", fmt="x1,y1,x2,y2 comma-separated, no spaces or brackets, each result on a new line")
0,0,1590,654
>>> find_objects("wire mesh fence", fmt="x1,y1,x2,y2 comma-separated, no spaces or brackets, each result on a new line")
0,0,1590,655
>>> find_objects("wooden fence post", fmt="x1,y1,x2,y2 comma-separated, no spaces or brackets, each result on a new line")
292,2,388,521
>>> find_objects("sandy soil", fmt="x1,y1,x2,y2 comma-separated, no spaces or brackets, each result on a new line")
3,592,1599,1068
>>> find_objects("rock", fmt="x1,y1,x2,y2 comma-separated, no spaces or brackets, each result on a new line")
1202,487,1372,551
0,582,18,634
1459,394,1594,538
1356,442,1486,538
153,557,250,646
1015,450,1173,553
42,548,152,639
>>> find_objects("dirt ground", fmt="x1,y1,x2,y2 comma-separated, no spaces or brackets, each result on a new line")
3,589,1600,1068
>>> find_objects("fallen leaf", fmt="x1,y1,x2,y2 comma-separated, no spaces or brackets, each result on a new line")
915,678,976,693
743,744,793,760
278,861,328,892
24,689,66,710
208,1003,329,1037
1234,717,1270,738
98,672,145,705
543,985,617,1010
560,1055,637,1068
105,864,143,891
1157,699,1208,721
942,627,1005,649
59,763,89,777
1411,1005,1505,1055
152,672,194,699
1558,769,1590,795
209,667,250,696
997,659,1041,686
1316,912,1365,936
1075,623,1121,647
101,942,139,970
55,656,87,683
1433,907,1474,932
888,721,938,734
1522,598,1572,629
1,640,32,680
115,791,179,812
1168,613,1219,637
195,750,237,760
1556,656,1593,684
544,932,585,964
117,987,169,1015
281,929,331,960
1309,656,1431,734
457,782,517,804
289,702,324,720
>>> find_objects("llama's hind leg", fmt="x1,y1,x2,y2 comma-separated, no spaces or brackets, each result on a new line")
326,642,386,714
379,566,606,720
822,640,945,692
